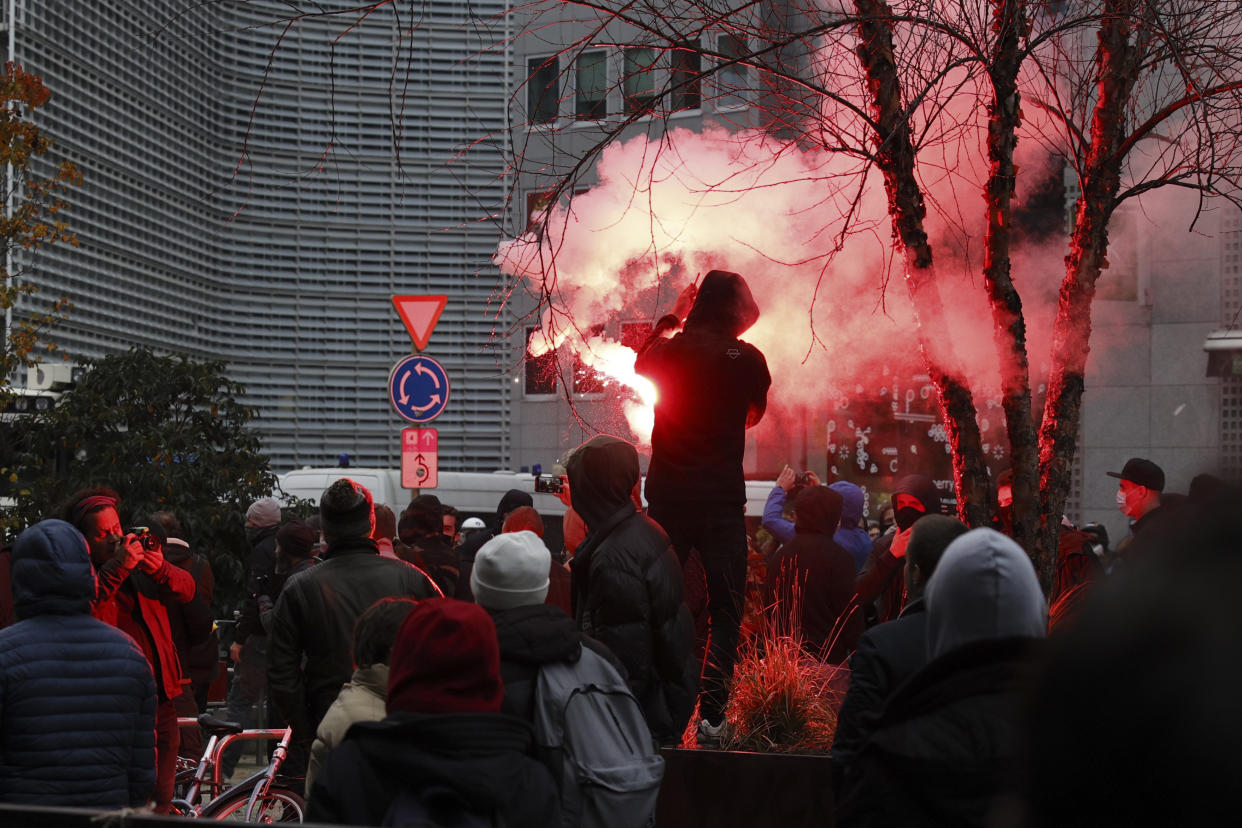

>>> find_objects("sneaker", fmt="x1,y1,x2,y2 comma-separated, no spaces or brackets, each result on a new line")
696,717,726,748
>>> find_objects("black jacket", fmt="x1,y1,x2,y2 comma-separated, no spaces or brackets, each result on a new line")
763,485,862,664
267,537,439,743
635,270,770,508
835,637,1041,828
306,711,560,827
570,505,698,743
831,599,929,782
855,475,942,625
162,541,216,690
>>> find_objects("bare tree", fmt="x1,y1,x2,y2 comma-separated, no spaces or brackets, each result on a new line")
499,0,1242,590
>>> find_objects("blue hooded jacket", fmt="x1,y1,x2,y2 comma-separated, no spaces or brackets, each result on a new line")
0,519,156,808
830,481,872,573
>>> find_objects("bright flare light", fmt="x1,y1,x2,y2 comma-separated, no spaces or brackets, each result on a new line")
579,337,658,445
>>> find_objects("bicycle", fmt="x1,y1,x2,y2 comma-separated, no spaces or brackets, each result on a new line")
172,712,305,822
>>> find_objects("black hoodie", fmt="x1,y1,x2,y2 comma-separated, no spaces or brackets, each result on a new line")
635,270,771,507
764,486,863,663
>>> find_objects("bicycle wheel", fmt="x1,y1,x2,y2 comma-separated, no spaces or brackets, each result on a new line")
202,783,305,823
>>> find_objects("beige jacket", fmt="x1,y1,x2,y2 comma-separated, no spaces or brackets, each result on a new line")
305,664,388,794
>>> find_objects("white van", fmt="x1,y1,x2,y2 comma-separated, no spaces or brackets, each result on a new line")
276,467,570,552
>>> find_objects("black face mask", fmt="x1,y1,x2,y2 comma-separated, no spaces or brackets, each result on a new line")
894,505,925,532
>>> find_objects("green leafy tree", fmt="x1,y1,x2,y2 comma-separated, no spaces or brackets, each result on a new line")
10,348,277,610
0,62,79,388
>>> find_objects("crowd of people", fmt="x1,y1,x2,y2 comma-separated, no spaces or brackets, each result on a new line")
0,268,1238,826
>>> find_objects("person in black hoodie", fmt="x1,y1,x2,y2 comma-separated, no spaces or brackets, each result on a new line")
763,485,863,664
454,488,534,601
567,434,698,744
835,528,1047,828
831,514,968,787
306,597,560,826
854,473,942,626
635,269,771,742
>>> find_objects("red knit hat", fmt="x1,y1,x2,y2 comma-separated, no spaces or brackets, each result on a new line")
386,597,504,715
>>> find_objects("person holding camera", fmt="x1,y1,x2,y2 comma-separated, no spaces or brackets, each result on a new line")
64,487,198,814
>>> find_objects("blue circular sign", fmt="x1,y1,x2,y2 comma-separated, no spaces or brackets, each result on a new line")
388,355,450,423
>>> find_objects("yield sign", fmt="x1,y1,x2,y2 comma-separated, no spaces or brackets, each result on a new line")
392,295,447,351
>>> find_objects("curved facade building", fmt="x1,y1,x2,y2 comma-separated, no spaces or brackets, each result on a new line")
7,0,511,471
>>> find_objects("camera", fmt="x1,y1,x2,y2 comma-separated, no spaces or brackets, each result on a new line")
126,527,158,551
534,474,565,494
793,472,813,487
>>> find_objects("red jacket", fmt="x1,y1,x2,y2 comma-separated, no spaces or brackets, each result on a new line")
92,557,196,700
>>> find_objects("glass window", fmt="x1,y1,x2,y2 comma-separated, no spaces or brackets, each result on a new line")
671,42,701,111
575,50,608,119
623,47,657,116
716,34,749,110
527,56,560,124
525,190,553,231
525,327,559,395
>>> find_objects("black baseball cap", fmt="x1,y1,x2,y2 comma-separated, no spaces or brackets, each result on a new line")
1107,457,1165,492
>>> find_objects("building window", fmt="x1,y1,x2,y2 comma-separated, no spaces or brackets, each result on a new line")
623,47,657,116
671,42,701,111
525,189,553,231
525,327,558,395
575,50,608,119
527,56,560,124
716,34,749,110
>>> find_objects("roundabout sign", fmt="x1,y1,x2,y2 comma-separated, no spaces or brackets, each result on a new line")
388,355,450,423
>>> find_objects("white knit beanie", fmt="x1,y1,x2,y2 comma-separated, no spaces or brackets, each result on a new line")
471,530,550,610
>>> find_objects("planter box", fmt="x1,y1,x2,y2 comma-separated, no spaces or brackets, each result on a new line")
656,747,834,828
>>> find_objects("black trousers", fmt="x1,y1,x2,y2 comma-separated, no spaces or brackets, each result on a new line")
647,503,748,725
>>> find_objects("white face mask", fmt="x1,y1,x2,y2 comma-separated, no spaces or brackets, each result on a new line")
1115,489,1128,511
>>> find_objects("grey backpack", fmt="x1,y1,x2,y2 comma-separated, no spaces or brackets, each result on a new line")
533,648,665,828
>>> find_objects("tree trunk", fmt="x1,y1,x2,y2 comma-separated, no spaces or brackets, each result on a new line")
982,0,1041,557
1037,0,1146,591
853,0,991,526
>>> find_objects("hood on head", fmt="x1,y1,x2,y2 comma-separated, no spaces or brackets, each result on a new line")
829,481,865,528
12,519,96,619
924,528,1047,660
565,435,640,528
794,486,843,536
894,474,942,515
684,270,760,337
496,489,533,523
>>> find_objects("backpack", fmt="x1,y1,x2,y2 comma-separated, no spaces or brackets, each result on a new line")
533,647,665,828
